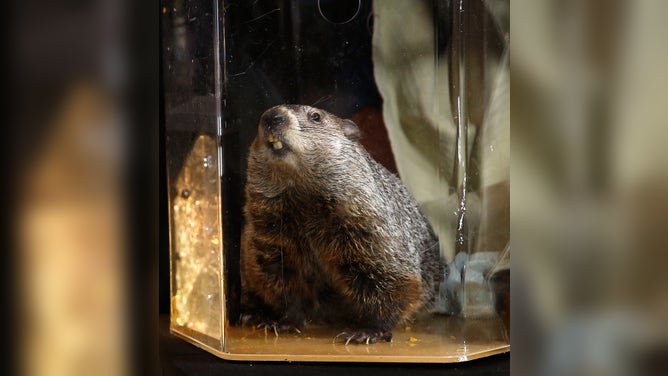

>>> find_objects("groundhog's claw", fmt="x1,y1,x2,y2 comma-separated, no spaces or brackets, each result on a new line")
334,330,393,345
256,322,302,336
239,314,302,336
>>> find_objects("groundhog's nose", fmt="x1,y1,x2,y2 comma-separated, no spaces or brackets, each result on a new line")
262,109,287,132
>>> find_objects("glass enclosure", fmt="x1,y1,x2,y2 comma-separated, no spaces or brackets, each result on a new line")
162,0,509,362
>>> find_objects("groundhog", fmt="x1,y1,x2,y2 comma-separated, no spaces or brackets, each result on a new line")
240,104,442,344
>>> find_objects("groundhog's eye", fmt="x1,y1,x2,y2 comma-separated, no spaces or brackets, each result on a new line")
309,112,321,123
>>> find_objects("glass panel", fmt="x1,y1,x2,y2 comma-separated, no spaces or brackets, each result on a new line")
162,0,509,361
162,0,224,350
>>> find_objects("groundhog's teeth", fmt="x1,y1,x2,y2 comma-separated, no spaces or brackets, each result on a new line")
272,140,283,150
267,134,278,143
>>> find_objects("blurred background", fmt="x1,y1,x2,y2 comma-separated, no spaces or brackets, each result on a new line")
7,0,668,375
9,0,157,375
512,0,668,374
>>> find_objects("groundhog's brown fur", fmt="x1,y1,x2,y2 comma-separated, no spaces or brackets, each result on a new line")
240,104,441,344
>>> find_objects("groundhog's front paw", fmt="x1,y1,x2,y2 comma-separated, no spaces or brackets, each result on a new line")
239,313,303,336
334,329,393,345
256,321,302,336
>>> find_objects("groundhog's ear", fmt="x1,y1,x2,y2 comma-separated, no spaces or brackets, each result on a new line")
342,119,361,142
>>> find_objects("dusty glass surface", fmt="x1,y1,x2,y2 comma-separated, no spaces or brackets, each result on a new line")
170,135,222,339
162,0,509,362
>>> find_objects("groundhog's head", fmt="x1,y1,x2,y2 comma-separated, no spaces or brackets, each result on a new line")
251,105,361,172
